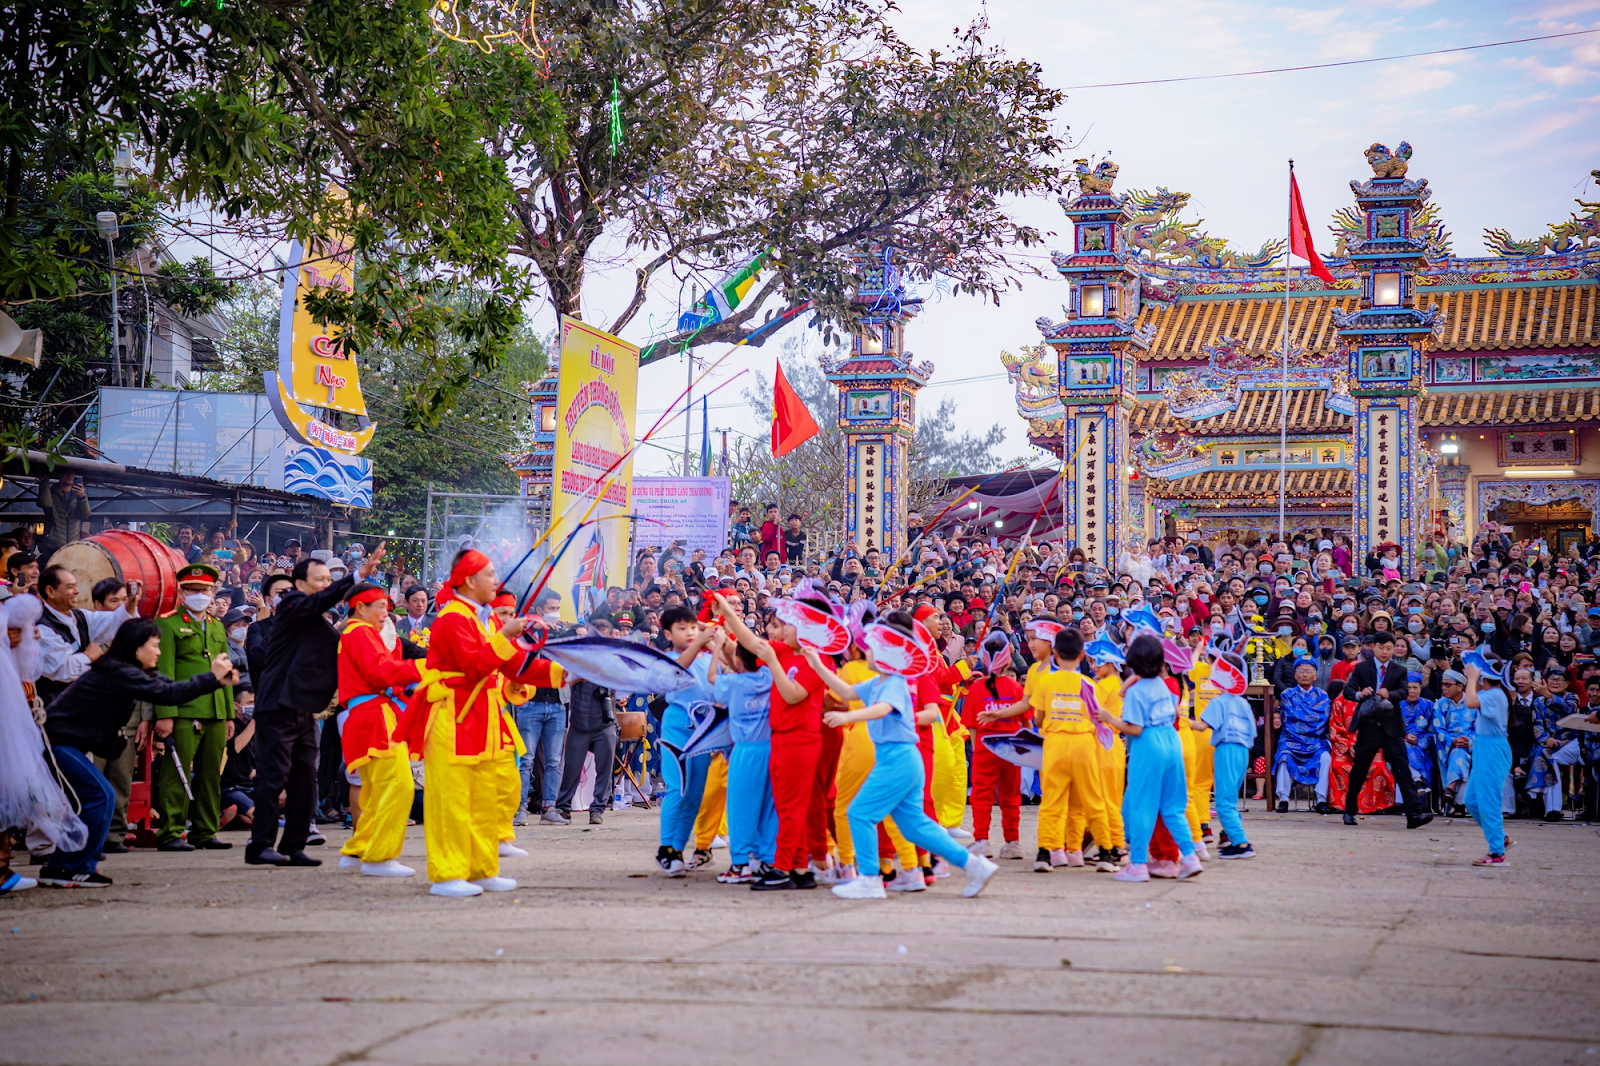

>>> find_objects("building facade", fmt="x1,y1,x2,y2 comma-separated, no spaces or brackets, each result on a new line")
1006,147,1600,557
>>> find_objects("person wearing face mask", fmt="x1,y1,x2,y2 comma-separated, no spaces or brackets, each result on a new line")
150,563,237,853
516,589,572,826
245,574,294,687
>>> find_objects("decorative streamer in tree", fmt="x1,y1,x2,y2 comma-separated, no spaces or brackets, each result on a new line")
609,77,624,156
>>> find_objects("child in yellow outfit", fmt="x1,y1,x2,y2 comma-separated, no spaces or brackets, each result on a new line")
1187,658,1218,857
1072,652,1127,871
691,754,730,863
981,625,1111,873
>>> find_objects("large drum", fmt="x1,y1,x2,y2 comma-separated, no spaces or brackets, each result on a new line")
49,530,186,617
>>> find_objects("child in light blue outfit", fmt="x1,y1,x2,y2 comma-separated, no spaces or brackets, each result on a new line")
655,607,719,876
1104,634,1200,883
1463,660,1512,865
711,644,777,880
801,612,1000,901
1198,689,1256,859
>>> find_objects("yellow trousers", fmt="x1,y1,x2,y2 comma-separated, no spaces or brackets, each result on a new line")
1038,730,1111,852
1179,725,1203,839
1194,735,1215,822
931,720,968,829
340,747,413,863
1068,734,1126,849
423,715,503,884
496,754,522,843
833,723,918,871
693,753,729,851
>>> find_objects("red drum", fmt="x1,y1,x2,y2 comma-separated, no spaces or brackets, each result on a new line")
49,530,186,617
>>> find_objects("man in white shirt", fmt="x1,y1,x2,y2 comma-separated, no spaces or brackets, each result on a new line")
33,565,138,705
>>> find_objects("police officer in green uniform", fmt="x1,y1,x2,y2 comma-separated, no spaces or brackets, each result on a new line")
153,563,236,851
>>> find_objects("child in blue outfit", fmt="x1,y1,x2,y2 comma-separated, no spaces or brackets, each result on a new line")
655,606,720,877
1196,650,1256,859
801,611,1000,901
710,642,778,882
1103,634,1201,883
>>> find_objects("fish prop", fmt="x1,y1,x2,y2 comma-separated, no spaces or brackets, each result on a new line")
981,728,1045,771
658,701,733,792
521,635,697,695
771,598,851,655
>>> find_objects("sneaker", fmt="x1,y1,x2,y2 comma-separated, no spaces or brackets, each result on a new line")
998,840,1025,861
1148,860,1181,879
791,870,817,890
665,857,687,878
541,808,570,826
1094,853,1117,873
961,855,999,898
946,826,974,842
0,871,36,894
685,849,713,870
655,846,681,872
832,874,887,899
1193,841,1210,862
470,875,517,892
750,867,796,891
716,864,756,884
338,854,363,871
1200,823,1213,841
306,830,327,847
498,842,528,858
38,867,111,888
429,879,483,897
1472,853,1506,866
968,839,992,858
887,868,927,892
836,863,857,882
1177,853,1204,879
930,858,951,881
1033,848,1052,873
810,862,841,885
1112,862,1150,882
360,859,416,877
1049,848,1069,867
1063,850,1085,868
513,813,530,827
589,810,604,825
1219,843,1255,859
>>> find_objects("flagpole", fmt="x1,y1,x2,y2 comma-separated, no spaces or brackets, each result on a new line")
1279,158,1292,545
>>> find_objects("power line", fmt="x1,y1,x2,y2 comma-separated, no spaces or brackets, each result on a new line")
1064,27,1600,90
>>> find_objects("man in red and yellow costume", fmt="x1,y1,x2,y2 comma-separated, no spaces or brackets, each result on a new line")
491,591,563,857
393,550,553,898
337,582,424,878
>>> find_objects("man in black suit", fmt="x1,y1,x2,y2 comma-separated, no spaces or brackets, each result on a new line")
1340,630,1433,829
246,544,387,865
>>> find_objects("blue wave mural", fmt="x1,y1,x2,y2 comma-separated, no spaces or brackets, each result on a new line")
284,444,373,506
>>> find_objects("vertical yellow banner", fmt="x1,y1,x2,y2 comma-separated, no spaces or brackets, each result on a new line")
549,315,639,622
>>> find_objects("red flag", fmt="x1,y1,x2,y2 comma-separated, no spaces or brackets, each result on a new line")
1289,171,1337,287
771,360,819,457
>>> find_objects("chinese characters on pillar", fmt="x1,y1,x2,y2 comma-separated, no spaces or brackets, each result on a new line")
1368,406,1396,547
1075,414,1105,566
856,442,882,550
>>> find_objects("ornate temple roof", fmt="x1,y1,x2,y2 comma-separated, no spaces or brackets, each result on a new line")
1137,284,1599,363
1145,467,1352,501
1131,385,1600,437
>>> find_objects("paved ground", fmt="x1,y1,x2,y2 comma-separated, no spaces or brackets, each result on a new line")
1,805,1597,1066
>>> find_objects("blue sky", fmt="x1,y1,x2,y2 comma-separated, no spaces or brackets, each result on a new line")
538,1,1600,472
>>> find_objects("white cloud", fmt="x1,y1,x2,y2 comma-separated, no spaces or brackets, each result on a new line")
1504,55,1599,84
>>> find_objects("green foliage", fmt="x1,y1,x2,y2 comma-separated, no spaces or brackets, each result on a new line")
153,256,234,317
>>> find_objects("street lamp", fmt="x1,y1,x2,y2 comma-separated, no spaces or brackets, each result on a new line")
95,211,120,384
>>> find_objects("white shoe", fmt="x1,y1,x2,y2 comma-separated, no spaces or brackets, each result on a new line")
1112,862,1150,883
665,858,686,878
930,858,951,881
835,863,856,882
962,855,999,898
1177,853,1204,879
967,838,991,858
1193,841,1210,862
832,874,887,899
947,826,973,842
499,842,528,858
0,874,36,893
360,859,416,878
1049,848,1069,867
810,862,841,885
1064,849,1085,868
471,875,517,892
430,879,483,897
338,855,362,872
998,840,1025,861
886,868,927,892
710,834,728,850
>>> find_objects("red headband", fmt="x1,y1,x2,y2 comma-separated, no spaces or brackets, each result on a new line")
449,550,490,586
491,592,517,609
349,587,389,609
912,603,939,623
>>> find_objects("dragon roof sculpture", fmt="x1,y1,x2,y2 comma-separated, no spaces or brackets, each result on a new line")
1483,171,1600,257
1158,337,1355,423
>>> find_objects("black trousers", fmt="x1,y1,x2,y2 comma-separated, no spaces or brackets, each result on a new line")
556,725,619,813
1344,720,1423,817
249,707,319,854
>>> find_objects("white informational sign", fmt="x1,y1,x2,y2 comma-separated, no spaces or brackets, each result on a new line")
1368,405,1397,547
1075,413,1106,567
632,477,731,556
